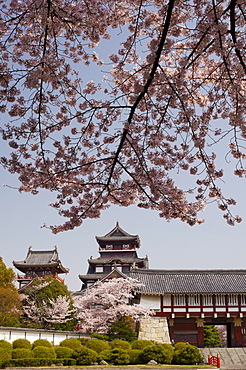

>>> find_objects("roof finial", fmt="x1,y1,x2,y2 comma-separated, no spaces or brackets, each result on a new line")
116,220,119,227
28,246,32,251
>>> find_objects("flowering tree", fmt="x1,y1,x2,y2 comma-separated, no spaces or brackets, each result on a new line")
1,0,246,231
21,277,76,329
23,295,75,326
73,278,152,333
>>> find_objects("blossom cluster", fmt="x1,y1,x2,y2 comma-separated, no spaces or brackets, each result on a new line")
1,0,246,230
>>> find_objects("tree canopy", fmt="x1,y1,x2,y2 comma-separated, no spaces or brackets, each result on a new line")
1,0,246,232
0,257,22,326
73,277,152,333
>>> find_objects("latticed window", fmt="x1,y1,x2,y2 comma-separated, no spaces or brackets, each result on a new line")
228,294,238,306
241,295,246,306
188,294,200,306
203,294,213,306
173,294,186,306
215,294,226,306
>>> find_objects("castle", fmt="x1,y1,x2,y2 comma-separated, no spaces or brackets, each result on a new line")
13,223,246,347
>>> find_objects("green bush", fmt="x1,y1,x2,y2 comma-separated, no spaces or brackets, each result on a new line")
0,347,11,368
128,349,142,364
32,345,56,359
55,346,74,358
60,358,77,366
12,339,32,350
131,339,154,350
174,341,187,350
75,346,98,365
32,339,52,348
110,339,131,350
161,342,175,353
0,341,12,350
172,344,203,365
140,344,173,364
86,338,110,353
59,338,82,352
100,348,130,365
10,358,58,367
12,348,34,359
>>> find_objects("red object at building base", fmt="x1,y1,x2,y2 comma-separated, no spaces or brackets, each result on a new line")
208,355,220,368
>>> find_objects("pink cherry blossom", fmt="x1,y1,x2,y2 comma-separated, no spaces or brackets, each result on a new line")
1,0,246,231
73,278,152,333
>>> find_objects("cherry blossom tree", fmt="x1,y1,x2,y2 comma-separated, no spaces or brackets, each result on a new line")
73,278,152,333
0,0,246,231
21,277,76,329
23,295,75,327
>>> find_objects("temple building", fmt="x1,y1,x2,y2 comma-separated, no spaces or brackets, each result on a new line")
129,269,246,347
80,223,246,347
13,246,69,292
79,222,149,289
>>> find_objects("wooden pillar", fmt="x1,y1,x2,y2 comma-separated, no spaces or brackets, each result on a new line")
196,318,204,348
168,318,174,343
234,317,243,347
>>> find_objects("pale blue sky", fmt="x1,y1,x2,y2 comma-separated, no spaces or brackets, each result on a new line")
1,159,246,292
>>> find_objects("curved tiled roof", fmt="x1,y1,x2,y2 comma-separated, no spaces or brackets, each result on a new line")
129,269,246,294
96,222,140,246
13,247,69,274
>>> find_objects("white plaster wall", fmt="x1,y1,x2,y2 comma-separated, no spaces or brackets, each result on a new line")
0,327,89,345
140,294,160,310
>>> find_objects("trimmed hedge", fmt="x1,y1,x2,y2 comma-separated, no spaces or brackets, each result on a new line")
59,338,82,352
12,339,32,350
12,348,34,359
10,358,60,367
32,339,52,349
140,344,173,364
32,345,56,359
55,346,74,358
0,341,12,350
102,348,130,365
110,339,131,350
86,338,110,353
128,349,142,364
75,347,98,365
131,339,154,350
0,347,11,368
172,344,203,365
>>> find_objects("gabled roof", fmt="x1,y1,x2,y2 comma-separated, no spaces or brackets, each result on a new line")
87,256,148,266
96,222,140,247
129,269,246,295
13,246,69,274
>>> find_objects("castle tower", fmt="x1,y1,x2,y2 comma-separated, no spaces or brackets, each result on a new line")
13,246,69,292
79,222,149,289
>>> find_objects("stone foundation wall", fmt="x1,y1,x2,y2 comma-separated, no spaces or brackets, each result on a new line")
138,317,170,343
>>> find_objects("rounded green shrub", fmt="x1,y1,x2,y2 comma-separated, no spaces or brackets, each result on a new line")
12,348,34,359
110,339,131,350
32,345,56,359
128,349,142,364
172,344,203,365
86,338,110,353
55,346,74,359
101,348,130,365
59,338,82,352
75,347,98,365
32,339,52,349
0,341,12,350
12,338,32,350
0,347,11,368
174,341,187,350
140,344,173,364
131,339,154,350
161,342,175,354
